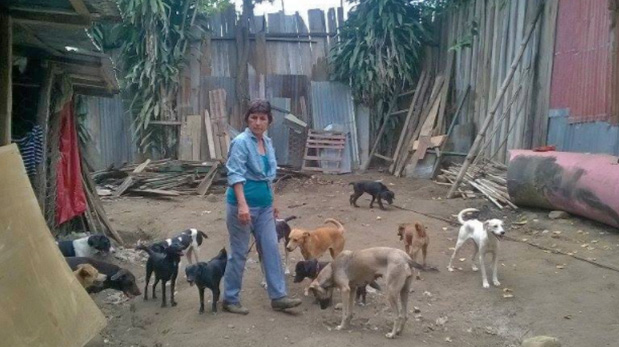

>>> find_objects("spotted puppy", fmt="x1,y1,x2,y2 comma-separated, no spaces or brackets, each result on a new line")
57,234,113,258
151,228,208,265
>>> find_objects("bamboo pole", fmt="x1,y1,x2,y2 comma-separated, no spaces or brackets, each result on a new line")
447,4,543,199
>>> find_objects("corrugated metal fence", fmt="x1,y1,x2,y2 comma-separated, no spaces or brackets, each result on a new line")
84,95,134,169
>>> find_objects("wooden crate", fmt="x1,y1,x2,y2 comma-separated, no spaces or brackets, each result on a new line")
302,130,346,173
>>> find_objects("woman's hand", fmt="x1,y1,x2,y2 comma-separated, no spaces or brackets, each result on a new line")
238,202,251,225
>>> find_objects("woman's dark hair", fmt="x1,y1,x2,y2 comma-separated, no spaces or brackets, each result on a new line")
244,99,273,124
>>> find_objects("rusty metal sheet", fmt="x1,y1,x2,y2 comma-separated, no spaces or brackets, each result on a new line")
550,0,611,123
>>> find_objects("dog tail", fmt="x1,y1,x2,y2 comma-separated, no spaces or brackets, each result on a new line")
198,230,208,239
414,223,427,238
407,258,425,270
457,208,479,225
135,240,155,257
284,216,297,222
324,218,345,233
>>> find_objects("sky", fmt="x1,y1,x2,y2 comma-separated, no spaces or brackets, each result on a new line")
233,0,354,17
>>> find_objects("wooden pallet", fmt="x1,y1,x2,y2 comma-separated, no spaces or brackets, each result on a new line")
302,130,346,173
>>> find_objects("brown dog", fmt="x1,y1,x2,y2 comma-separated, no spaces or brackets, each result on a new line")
74,263,107,290
308,247,424,339
286,218,345,260
397,222,429,279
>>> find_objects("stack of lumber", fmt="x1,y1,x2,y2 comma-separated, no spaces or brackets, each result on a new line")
389,53,455,177
439,160,516,210
94,159,222,197
94,159,310,198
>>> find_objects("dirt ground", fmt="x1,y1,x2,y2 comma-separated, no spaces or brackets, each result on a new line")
85,173,619,347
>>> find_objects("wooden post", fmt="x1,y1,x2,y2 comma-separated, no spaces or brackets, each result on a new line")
0,13,12,146
34,65,55,212
447,4,543,199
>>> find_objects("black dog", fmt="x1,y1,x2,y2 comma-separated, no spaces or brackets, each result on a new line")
65,257,141,297
137,242,184,307
185,248,227,314
57,234,113,258
294,259,380,305
150,228,208,265
349,181,395,210
253,216,297,278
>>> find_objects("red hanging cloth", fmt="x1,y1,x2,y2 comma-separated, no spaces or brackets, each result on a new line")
55,99,87,225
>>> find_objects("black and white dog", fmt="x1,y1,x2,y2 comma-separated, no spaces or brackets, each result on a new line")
150,228,208,265
57,234,113,258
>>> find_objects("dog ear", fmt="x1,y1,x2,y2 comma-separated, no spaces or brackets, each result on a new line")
110,269,126,281
483,221,490,230
302,231,311,238
87,236,95,247
75,265,88,277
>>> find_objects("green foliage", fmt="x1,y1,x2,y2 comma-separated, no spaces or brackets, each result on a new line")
449,19,479,51
330,0,434,108
93,0,229,156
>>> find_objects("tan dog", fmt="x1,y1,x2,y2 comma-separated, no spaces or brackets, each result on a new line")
397,222,429,279
308,247,424,339
74,263,107,290
286,218,345,260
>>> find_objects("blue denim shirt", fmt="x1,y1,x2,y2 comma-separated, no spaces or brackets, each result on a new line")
226,128,278,189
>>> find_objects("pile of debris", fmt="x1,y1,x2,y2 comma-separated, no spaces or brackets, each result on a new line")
438,160,516,210
93,159,309,198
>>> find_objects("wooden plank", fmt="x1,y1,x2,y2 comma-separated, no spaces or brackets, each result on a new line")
374,153,394,162
114,159,150,197
307,139,346,145
197,163,219,196
179,119,193,160
308,9,328,81
34,65,54,212
186,115,202,161
150,120,182,125
390,71,428,173
68,0,90,16
394,76,444,176
435,51,454,135
0,145,106,347
389,109,409,116
532,0,559,146
0,13,11,146
82,165,124,245
303,155,343,162
306,144,346,150
412,135,446,150
9,9,91,27
128,189,180,197
208,89,227,159
204,109,216,159
417,136,432,160
307,133,346,139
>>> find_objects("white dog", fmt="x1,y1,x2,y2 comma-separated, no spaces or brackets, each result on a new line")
447,208,505,288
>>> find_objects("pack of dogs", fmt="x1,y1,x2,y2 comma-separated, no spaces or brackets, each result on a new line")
57,180,509,339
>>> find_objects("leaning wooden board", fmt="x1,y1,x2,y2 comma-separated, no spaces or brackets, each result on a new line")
0,144,106,346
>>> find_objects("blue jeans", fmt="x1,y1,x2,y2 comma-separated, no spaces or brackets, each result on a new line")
223,204,287,304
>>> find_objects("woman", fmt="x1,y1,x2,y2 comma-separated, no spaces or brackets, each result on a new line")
222,99,302,314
